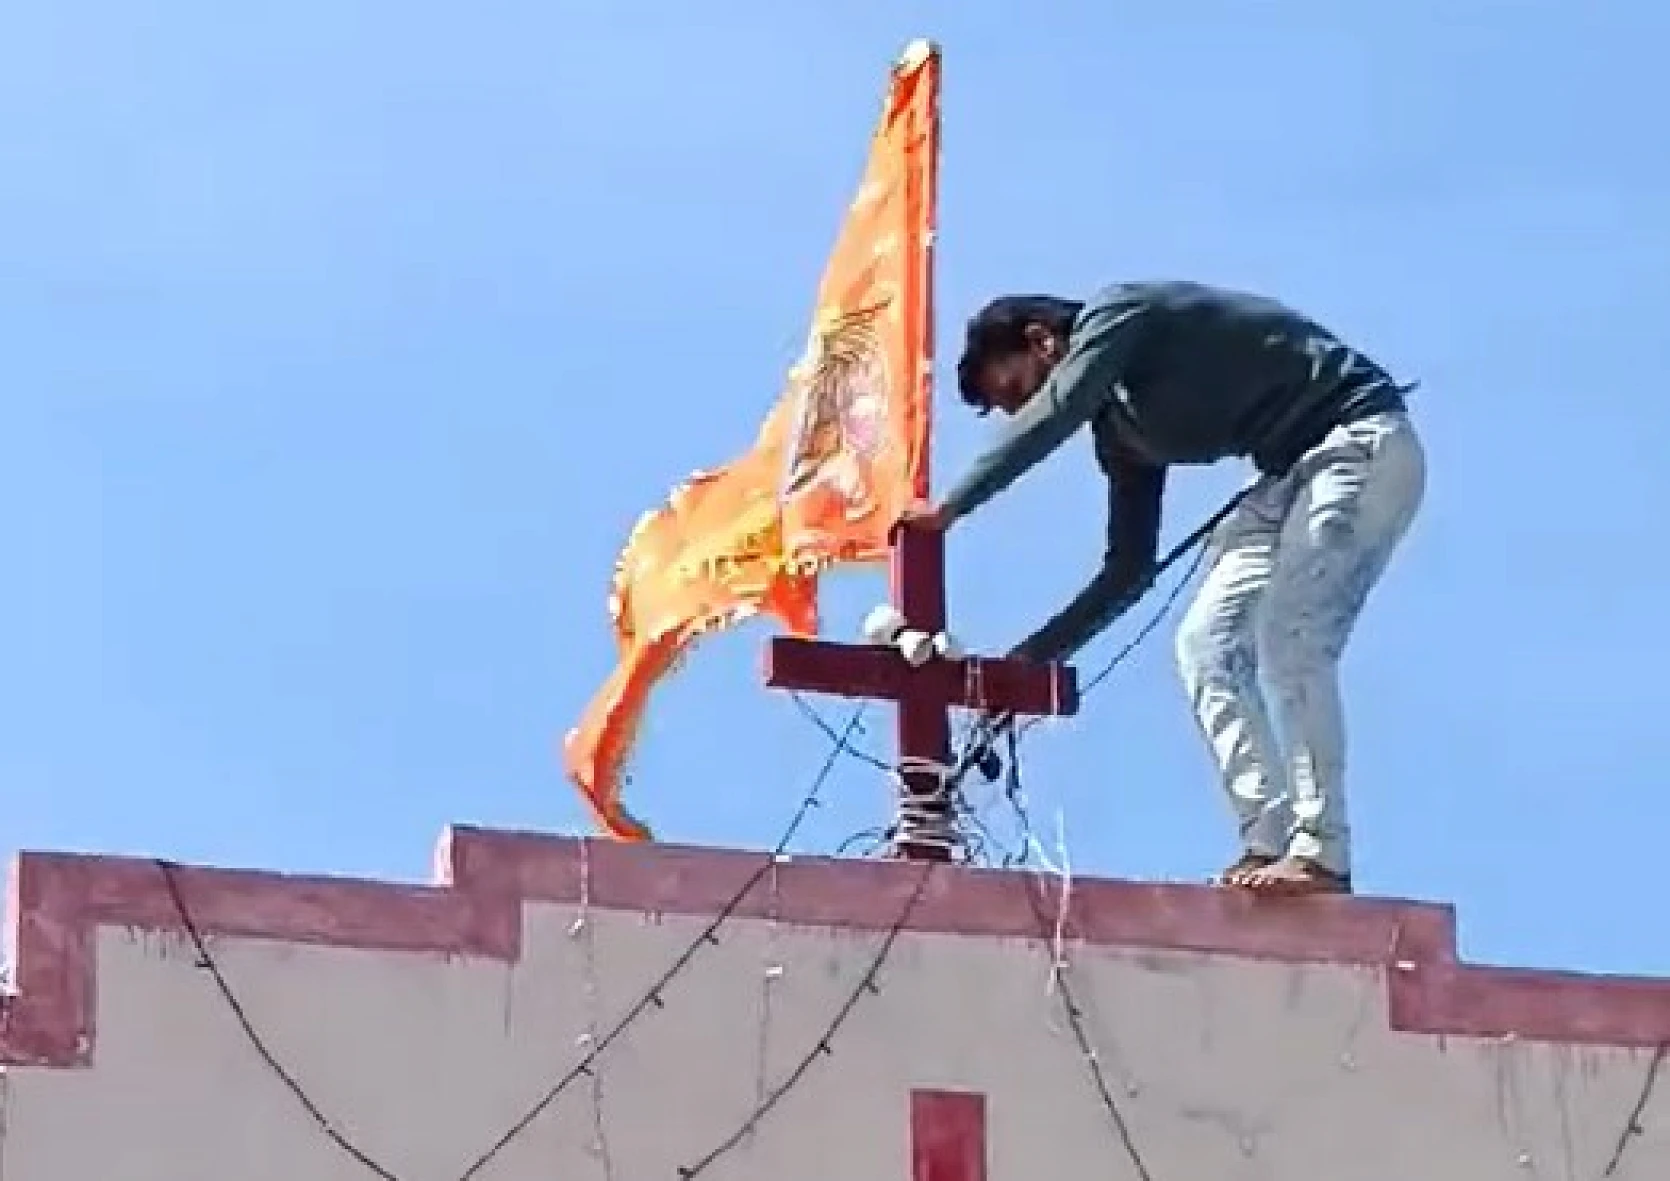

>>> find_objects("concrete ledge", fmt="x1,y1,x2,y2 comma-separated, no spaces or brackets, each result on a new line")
4,825,1668,1067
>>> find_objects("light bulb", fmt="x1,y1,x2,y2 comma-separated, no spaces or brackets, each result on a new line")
896,629,934,667
862,603,907,645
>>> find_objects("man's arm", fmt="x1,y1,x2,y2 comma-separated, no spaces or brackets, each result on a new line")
1010,459,1165,664
939,296,1148,524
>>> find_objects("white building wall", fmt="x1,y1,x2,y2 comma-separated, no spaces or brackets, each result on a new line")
2,828,1666,1181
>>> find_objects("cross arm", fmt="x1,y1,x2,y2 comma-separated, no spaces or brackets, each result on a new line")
764,637,1079,717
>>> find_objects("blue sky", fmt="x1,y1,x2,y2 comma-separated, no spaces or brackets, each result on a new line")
4,1,1667,978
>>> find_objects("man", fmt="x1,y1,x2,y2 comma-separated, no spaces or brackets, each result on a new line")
901,281,1425,895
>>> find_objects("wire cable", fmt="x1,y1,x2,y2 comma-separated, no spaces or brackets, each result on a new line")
157,704,874,1181
942,491,1240,797
157,860,404,1181
785,494,1225,878
1030,540,1208,730
1604,1042,1667,1177
153,492,1240,1181
1026,897,1153,1181
771,506,1227,1175
454,703,868,1181
787,691,890,771
675,861,938,1179
1002,742,1156,1181
834,825,894,857
754,530,1218,1176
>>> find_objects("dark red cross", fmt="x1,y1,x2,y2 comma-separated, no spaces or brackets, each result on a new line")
763,525,1079,860
912,1089,987,1181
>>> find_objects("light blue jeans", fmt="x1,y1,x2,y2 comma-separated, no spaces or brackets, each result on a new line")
1174,410,1425,876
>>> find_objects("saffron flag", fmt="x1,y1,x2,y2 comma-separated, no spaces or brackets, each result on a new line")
563,40,941,840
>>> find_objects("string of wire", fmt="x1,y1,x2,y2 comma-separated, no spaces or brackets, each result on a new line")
678,525,1209,1169
159,492,1237,1179
157,703,874,1181
985,542,1207,868
825,522,1214,866
157,861,404,1181
1603,1041,1666,1177
1017,852,1155,1181
146,493,1300,1181
674,860,939,1178
962,536,1667,1181
148,529,1667,1181
940,489,1244,805
794,513,1225,1177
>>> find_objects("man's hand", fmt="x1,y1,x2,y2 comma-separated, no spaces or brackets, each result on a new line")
892,499,949,536
1007,558,1156,667
1004,639,1042,664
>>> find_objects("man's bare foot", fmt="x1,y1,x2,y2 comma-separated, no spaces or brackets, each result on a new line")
1214,852,1276,886
1241,856,1352,895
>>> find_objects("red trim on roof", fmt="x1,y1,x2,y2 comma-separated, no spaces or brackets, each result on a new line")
4,826,1667,1067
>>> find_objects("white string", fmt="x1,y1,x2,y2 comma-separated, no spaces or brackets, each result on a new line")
894,756,955,779
568,835,590,936
568,839,617,1180
1027,809,1075,996
890,756,962,856
750,860,784,1149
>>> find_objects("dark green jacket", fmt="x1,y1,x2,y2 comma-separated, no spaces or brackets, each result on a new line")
940,280,1407,662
